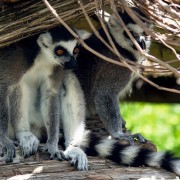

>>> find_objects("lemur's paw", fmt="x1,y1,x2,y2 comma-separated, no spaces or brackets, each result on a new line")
42,142,62,160
112,133,147,145
0,136,16,163
132,133,147,143
64,146,88,171
18,132,39,158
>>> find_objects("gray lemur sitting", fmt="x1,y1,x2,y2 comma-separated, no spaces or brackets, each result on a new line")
74,8,152,143
0,26,90,163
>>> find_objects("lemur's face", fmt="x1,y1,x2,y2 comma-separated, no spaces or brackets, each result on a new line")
108,10,151,54
125,23,149,50
37,28,91,70
53,40,80,70
37,33,79,70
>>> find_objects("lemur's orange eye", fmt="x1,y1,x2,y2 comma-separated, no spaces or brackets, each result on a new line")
56,49,64,56
73,47,80,54
55,46,66,56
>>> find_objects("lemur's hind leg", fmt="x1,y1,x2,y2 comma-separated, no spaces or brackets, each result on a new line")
0,95,16,162
8,84,39,158
93,70,146,144
60,71,88,170
0,85,16,163
94,90,146,144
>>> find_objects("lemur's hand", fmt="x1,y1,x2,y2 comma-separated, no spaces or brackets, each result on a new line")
63,145,88,171
42,141,63,160
0,135,16,163
17,131,39,158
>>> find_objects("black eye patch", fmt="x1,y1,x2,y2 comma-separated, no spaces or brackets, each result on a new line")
73,47,80,55
54,46,67,57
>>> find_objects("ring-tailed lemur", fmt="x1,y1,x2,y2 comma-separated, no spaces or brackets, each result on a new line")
74,8,152,144
0,26,90,162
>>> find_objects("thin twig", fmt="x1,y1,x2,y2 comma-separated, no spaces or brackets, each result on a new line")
119,0,180,77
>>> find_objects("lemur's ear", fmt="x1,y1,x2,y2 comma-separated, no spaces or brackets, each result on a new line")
37,32,53,48
108,14,120,29
74,29,92,40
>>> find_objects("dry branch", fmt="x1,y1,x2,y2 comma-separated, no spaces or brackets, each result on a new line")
0,0,98,47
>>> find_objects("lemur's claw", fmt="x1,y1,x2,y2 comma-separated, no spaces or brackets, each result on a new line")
132,133,147,143
0,137,16,163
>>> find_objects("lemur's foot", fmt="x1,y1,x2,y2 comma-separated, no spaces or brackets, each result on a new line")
17,132,39,158
42,142,62,160
62,145,88,171
112,133,147,145
12,140,19,147
0,136,16,163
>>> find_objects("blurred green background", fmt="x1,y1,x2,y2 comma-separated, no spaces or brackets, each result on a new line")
121,102,180,156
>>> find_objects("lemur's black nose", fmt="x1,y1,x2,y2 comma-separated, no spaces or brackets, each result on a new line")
64,57,78,70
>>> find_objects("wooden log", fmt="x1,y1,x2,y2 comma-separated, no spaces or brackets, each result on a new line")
0,0,107,47
0,157,178,179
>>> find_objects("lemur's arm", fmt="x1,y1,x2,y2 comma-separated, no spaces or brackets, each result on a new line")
60,71,88,170
40,65,64,159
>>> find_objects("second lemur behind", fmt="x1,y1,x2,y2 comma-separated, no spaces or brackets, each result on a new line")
75,8,151,143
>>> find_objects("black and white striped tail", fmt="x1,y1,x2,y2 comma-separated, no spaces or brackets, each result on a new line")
82,133,180,176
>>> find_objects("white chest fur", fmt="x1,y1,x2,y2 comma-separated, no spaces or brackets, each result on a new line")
21,53,58,86
16,54,59,139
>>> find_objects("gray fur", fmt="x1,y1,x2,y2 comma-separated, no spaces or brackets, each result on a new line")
0,42,30,162
75,8,152,143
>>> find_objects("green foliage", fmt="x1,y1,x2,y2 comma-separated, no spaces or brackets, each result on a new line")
121,102,180,156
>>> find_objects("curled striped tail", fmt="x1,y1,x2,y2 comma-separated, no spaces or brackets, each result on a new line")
81,132,180,176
